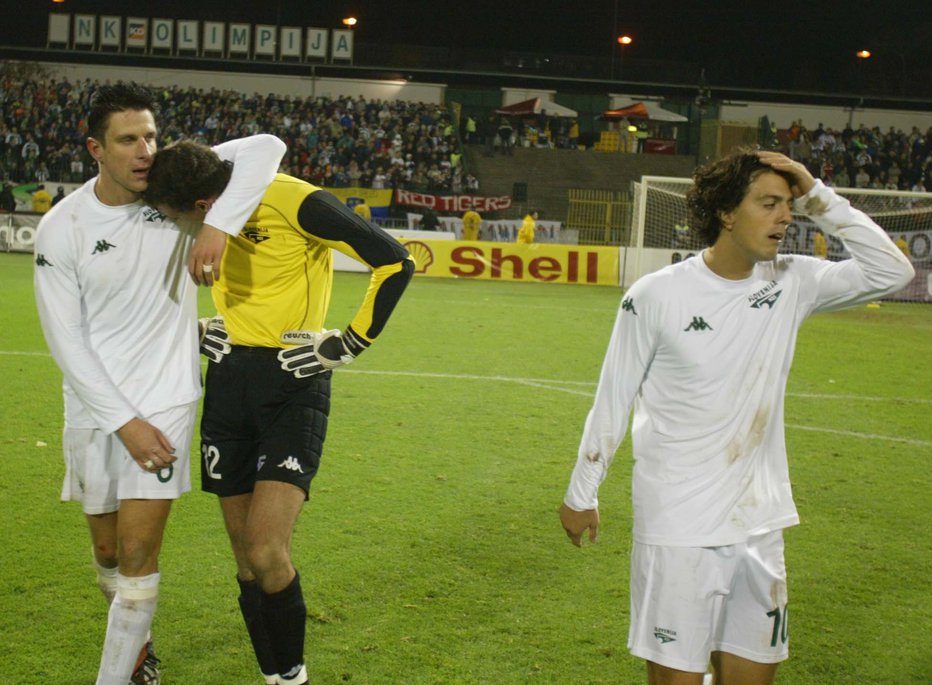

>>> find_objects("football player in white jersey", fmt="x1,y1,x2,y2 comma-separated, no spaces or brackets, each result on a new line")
33,83,285,685
559,149,914,685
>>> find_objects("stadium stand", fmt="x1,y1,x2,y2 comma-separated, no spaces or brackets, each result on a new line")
1,75,929,225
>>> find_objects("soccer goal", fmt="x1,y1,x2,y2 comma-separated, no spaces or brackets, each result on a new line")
626,176,932,303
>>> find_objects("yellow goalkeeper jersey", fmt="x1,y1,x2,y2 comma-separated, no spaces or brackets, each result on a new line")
214,174,413,348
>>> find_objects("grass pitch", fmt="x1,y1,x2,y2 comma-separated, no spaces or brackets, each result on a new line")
0,251,929,684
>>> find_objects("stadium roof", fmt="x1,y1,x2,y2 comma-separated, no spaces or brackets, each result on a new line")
495,98,578,119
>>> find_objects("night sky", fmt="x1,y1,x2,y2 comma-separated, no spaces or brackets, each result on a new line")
2,0,930,96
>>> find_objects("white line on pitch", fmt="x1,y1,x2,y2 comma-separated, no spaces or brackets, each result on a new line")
7,352,929,407
786,424,931,447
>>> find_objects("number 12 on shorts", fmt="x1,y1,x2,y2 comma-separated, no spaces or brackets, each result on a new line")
203,444,222,480
767,604,789,647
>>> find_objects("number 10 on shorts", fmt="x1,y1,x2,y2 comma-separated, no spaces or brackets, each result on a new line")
767,604,789,647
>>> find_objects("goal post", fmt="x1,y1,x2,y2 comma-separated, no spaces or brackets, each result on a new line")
628,177,932,303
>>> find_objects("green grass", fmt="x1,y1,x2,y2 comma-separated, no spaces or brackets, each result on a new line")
0,251,929,684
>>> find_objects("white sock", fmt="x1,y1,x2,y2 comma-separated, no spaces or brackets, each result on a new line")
96,572,160,685
94,557,118,605
703,674,713,685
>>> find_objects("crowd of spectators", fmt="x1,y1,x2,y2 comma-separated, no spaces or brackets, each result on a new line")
784,120,931,193
0,76,479,194
2,75,930,199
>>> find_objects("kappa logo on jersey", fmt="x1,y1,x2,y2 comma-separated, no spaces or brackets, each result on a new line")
277,456,304,473
748,280,783,309
622,297,638,316
243,227,271,244
654,627,677,644
684,316,713,331
92,240,116,254
35,254,53,267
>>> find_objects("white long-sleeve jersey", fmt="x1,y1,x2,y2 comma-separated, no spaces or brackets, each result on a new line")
34,135,286,434
566,180,914,547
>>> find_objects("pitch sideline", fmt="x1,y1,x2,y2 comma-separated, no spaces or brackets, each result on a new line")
5,350,929,446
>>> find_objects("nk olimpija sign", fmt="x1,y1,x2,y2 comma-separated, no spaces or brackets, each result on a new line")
47,13,354,62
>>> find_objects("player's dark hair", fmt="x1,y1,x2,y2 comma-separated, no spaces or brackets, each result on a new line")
87,83,159,141
687,146,794,246
143,141,232,211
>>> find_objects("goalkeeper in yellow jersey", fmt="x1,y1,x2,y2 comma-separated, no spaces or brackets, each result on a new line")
143,141,414,685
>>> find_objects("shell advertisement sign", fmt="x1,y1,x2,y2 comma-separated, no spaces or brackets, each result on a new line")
399,239,619,286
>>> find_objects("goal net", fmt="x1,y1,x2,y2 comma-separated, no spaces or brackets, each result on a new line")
628,176,932,303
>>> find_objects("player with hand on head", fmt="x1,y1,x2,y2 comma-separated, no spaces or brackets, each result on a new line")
33,83,284,685
559,148,913,685
143,140,414,685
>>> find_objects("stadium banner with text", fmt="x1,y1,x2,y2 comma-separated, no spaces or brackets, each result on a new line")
395,189,513,213
0,214,40,252
398,239,619,286
326,187,393,219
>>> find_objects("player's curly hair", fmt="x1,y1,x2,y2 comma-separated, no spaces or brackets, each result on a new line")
87,83,159,141
687,146,793,246
143,141,232,212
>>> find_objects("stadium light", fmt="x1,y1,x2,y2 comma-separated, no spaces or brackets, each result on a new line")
616,34,633,81
342,17,357,28
856,49,871,59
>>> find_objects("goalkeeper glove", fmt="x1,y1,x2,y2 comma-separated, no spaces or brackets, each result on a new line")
198,316,231,363
278,328,365,378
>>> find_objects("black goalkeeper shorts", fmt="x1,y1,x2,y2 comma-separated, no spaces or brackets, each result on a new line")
200,346,331,498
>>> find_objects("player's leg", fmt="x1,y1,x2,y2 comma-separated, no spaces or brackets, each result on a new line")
709,651,778,684
86,512,119,601
219,492,280,685
647,661,707,684
243,363,330,685
69,430,156,683
203,347,281,683
96,498,171,685
244,481,305,591
96,404,194,685
246,480,309,685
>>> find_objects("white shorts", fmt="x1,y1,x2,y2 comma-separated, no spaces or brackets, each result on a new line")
61,403,195,514
627,530,789,673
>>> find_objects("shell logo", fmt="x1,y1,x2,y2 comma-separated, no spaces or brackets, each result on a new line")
403,240,434,274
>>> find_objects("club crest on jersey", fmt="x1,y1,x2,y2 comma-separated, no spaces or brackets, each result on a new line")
243,227,271,244
143,207,167,222
748,281,783,309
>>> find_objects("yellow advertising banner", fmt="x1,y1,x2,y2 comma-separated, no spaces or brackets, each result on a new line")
399,239,619,286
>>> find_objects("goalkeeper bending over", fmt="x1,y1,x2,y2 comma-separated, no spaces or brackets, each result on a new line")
559,149,914,685
144,141,414,685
